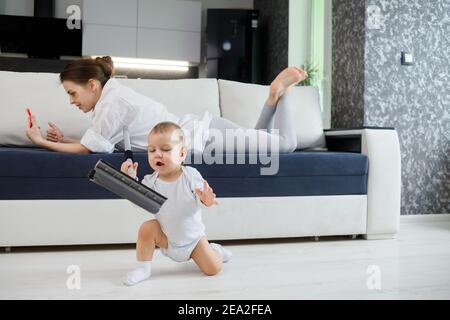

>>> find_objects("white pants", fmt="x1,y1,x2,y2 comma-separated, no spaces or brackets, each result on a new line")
206,91,298,153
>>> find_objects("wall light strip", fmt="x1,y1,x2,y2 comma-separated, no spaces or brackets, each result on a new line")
114,62,189,72
91,56,190,72
112,57,189,67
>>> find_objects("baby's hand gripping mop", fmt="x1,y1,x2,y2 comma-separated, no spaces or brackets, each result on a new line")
88,126,167,214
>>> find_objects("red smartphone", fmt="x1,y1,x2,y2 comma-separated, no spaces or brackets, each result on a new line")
26,107,32,128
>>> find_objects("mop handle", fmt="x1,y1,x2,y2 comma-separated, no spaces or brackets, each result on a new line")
123,126,135,176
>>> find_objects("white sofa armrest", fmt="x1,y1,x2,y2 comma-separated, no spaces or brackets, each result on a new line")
324,127,401,239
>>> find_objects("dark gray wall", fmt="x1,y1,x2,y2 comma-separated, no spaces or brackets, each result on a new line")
254,0,289,85
331,0,366,128
332,0,450,215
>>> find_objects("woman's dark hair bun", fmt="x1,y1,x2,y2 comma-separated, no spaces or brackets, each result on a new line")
60,56,114,87
95,56,114,80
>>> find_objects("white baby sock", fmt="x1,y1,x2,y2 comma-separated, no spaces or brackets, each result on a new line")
122,261,152,286
210,243,232,263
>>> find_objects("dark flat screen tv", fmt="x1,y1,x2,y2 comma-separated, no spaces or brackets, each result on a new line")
0,14,82,59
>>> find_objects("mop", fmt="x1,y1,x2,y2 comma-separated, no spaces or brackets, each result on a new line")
88,126,167,214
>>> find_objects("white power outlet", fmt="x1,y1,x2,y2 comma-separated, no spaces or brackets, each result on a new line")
401,52,414,65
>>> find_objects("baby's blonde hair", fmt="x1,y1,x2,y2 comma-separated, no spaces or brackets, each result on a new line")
149,121,185,145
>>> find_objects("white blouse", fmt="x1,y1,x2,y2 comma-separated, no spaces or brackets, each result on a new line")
80,79,212,154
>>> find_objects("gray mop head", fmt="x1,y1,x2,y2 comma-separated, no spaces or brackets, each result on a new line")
88,160,167,214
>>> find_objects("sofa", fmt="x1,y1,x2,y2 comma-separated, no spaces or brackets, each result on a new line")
0,70,402,248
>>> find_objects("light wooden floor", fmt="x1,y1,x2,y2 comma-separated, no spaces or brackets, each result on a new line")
1,215,449,300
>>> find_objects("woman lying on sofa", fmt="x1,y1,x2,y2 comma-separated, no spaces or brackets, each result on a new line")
25,56,307,154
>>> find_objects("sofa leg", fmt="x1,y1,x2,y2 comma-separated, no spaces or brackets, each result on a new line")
314,236,319,241
351,234,358,240
4,247,11,253
363,233,397,240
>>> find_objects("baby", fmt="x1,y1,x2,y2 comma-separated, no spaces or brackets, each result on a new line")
121,121,231,286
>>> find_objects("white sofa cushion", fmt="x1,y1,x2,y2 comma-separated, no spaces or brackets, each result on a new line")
0,71,91,147
218,79,326,150
117,78,220,118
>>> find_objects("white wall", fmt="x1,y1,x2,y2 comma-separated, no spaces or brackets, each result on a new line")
54,0,83,19
289,0,332,129
288,0,311,68
1,0,33,16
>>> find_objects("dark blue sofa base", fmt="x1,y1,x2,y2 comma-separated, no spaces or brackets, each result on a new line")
0,147,368,200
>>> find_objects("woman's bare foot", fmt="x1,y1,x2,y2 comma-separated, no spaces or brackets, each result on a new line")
267,67,308,107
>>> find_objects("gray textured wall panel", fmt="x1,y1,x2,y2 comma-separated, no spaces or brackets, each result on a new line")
332,0,366,128
333,0,450,215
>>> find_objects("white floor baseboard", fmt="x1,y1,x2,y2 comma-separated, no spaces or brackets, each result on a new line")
400,213,450,224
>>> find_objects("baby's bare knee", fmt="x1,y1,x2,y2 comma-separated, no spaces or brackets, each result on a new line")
203,262,222,276
138,220,159,240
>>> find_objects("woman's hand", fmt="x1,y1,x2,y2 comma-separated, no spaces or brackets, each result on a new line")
46,122,64,143
120,161,139,179
25,114,44,146
195,180,219,207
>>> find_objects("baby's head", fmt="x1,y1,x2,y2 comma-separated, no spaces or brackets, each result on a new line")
147,122,187,174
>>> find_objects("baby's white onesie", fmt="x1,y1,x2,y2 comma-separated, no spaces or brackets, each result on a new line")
141,166,206,247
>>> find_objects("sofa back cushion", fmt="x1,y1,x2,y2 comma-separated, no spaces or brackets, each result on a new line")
218,79,326,150
117,78,220,118
0,71,91,147
0,71,220,147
